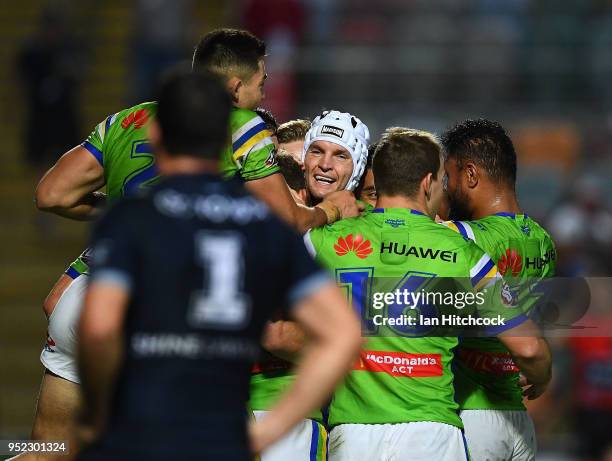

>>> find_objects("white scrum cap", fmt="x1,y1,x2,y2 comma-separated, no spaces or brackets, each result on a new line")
302,110,370,191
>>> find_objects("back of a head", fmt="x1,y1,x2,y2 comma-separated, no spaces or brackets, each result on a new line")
440,118,517,188
374,128,441,198
192,28,265,81
277,119,311,144
156,70,231,159
276,149,306,191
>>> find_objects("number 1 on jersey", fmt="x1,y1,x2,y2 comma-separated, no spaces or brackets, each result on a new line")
188,231,252,330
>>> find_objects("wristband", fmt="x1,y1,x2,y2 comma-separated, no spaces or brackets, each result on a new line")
315,200,341,224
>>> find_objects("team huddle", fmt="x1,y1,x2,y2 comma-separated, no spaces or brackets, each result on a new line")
19,28,555,461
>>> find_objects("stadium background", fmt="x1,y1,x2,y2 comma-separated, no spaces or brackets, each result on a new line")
0,0,611,459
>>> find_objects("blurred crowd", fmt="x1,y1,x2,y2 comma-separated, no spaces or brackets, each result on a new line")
11,0,612,459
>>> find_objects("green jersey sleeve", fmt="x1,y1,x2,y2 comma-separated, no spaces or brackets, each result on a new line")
446,224,529,334
82,113,118,166
222,108,279,181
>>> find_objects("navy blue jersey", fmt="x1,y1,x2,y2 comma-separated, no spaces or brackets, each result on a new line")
82,173,328,461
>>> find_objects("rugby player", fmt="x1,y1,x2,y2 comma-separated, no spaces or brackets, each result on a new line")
441,119,556,461
76,70,361,461
26,28,358,459
304,128,553,461
276,118,311,166
250,110,370,461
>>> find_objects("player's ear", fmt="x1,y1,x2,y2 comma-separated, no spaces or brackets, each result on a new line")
226,76,241,105
464,161,479,189
422,172,433,201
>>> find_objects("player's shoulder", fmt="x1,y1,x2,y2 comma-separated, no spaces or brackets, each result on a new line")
112,101,157,130
305,214,364,258
98,101,157,140
311,214,370,240
230,107,268,135
230,106,259,123
473,214,553,244
522,215,554,240
432,220,477,247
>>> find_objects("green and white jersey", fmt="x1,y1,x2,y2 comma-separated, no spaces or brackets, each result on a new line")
222,107,278,181
66,103,278,277
442,213,556,410
305,208,526,428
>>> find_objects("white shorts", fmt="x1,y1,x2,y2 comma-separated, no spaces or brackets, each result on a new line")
328,421,469,461
40,274,88,384
460,410,536,461
253,410,328,461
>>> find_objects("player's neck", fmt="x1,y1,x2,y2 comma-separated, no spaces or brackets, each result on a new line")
157,155,219,176
376,195,429,216
472,186,521,220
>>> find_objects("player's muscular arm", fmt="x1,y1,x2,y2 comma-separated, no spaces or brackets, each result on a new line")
261,320,307,363
250,283,362,453
35,146,106,221
498,320,552,399
245,174,361,233
77,282,128,439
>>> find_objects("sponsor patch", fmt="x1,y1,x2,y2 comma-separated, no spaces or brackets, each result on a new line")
497,249,523,277
385,219,405,228
334,234,373,259
121,108,149,129
354,350,443,377
457,348,519,375
321,125,344,138
380,241,457,263
265,149,277,167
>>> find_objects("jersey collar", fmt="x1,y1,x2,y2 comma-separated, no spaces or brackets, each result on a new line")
372,208,425,216
494,212,528,219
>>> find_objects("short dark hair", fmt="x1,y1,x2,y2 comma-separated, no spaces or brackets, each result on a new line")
192,28,265,81
440,119,517,187
277,119,311,144
276,149,306,191
156,70,230,159
354,142,377,196
255,107,278,134
373,128,441,198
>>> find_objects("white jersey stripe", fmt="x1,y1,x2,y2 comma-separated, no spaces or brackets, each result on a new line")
470,253,492,279
232,115,265,144
303,231,316,258
458,221,476,241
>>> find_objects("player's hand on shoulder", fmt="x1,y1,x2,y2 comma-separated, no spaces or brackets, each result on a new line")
321,190,361,221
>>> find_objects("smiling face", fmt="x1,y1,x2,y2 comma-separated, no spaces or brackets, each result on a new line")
304,140,354,200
